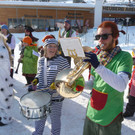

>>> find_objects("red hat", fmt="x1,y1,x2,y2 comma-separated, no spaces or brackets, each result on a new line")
22,36,32,46
42,35,55,43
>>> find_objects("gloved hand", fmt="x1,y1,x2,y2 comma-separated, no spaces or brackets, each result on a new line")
32,78,39,86
83,52,100,69
50,82,56,90
28,85,37,92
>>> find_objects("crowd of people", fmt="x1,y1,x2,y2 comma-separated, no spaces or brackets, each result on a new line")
0,19,135,135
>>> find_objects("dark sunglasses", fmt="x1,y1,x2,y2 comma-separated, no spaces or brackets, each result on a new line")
95,33,112,40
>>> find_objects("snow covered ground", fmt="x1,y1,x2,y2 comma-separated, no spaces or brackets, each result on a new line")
0,25,135,135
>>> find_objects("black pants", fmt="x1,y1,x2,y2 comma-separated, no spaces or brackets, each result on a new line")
10,69,14,78
125,95,135,115
10,49,14,78
25,76,35,84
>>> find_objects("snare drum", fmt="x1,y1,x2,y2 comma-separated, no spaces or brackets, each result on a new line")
19,91,51,119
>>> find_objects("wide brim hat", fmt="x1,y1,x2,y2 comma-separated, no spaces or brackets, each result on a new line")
24,25,34,32
44,38,58,46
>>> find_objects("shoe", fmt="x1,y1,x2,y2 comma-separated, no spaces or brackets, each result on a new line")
123,111,134,118
0,121,7,126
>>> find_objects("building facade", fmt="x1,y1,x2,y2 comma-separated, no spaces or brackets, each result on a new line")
0,2,135,33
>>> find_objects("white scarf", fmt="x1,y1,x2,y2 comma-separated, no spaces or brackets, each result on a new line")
44,58,47,86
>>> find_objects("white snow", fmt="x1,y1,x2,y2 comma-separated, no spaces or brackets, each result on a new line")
0,24,135,135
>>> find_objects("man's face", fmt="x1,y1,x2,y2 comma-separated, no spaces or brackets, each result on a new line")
64,22,71,31
96,27,118,51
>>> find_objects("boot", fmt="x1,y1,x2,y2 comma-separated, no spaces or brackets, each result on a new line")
123,111,134,118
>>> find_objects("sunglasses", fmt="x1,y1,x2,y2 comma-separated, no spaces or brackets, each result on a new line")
95,33,112,40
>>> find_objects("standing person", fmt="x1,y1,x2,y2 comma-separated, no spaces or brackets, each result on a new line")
123,56,135,117
18,36,38,86
0,33,14,126
60,19,77,66
24,25,39,45
19,25,39,51
83,21,133,135
31,38,70,135
61,19,76,38
1,24,16,78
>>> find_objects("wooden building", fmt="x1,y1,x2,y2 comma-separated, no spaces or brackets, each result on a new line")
0,1,134,33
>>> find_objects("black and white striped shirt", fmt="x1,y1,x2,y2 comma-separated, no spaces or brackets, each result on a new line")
36,55,70,99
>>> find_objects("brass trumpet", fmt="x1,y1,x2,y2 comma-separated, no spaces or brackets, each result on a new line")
55,46,94,98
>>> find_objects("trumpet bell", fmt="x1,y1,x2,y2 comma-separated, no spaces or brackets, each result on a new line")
55,68,83,98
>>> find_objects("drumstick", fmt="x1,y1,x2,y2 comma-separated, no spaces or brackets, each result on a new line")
23,84,32,87
34,87,50,92
33,86,57,92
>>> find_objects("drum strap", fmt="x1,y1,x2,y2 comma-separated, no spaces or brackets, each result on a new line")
44,58,47,86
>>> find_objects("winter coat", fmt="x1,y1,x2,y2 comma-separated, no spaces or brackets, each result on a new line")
0,35,14,124
22,45,38,75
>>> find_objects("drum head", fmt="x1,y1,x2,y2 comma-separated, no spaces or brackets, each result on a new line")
20,92,51,109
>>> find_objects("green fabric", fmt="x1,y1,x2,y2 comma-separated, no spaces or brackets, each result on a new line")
83,114,123,135
73,76,85,92
22,46,38,74
62,29,74,37
86,51,133,126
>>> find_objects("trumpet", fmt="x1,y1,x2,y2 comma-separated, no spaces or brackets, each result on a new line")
55,46,97,98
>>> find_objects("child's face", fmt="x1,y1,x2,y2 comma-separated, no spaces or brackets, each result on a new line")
23,42,28,46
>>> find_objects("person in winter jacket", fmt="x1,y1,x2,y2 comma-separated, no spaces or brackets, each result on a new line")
1,24,16,56
19,25,39,52
59,19,77,66
30,36,84,135
1,24,16,78
31,37,70,135
24,25,39,45
127,49,135,98
18,36,38,86
0,33,14,126
123,56,135,117
83,21,133,135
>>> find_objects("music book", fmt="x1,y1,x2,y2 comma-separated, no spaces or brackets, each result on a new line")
59,38,85,58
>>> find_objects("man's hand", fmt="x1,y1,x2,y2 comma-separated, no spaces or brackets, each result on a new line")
83,52,100,69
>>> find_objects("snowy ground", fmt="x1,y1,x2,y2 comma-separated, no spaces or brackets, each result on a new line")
0,25,135,135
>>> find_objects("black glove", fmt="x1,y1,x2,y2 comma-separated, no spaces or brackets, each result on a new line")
28,85,37,92
83,52,100,69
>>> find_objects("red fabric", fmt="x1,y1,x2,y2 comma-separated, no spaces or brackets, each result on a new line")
91,89,108,110
42,35,55,42
130,69,135,97
129,68,135,89
76,85,84,92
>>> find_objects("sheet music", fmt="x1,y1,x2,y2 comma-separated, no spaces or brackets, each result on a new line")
59,38,85,58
